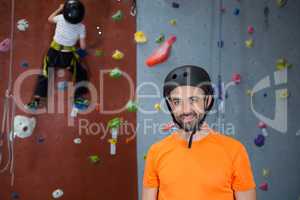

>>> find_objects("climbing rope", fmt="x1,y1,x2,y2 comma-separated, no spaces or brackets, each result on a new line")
0,0,16,186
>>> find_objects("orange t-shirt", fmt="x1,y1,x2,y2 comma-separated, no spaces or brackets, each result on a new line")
143,129,256,200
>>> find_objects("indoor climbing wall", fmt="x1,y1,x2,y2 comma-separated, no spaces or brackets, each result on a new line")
0,0,137,200
136,0,300,200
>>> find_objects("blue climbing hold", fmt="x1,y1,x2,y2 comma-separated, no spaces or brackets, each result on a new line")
254,134,265,147
233,8,240,16
217,40,224,48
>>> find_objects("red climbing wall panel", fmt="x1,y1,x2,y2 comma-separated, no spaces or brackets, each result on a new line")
0,0,137,199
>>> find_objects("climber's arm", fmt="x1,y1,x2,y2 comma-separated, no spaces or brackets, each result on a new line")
48,4,64,23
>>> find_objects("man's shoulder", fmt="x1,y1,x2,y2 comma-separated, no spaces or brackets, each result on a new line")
148,134,174,152
209,130,246,152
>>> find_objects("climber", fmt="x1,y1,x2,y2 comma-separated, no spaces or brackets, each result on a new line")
142,65,256,200
26,0,89,110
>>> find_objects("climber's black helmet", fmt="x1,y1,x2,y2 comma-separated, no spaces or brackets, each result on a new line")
163,65,214,148
63,0,85,24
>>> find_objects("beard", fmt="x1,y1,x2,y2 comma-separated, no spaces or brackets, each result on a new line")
174,111,205,132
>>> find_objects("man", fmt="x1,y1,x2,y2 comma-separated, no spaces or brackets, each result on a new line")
142,65,256,200
26,0,88,110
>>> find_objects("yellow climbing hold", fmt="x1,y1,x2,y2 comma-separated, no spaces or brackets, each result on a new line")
262,168,271,178
245,39,254,48
134,31,148,43
276,58,292,71
169,19,177,26
246,89,253,96
108,138,117,145
112,50,124,60
154,103,161,111
279,89,289,99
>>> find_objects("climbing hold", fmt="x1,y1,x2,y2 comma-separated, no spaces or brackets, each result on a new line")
254,134,265,147
262,168,271,178
89,155,100,164
232,73,241,84
37,136,45,144
95,49,104,57
96,26,102,35
73,138,82,144
108,138,117,145
258,121,267,129
233,8,240,15
279,90,289,99
134,31,148,43
146,35,176,67
0,38,11,52
143,154,147,160
70,107,79,117
172,2,180,8
52,189,64,199
247,26,254,34
259,182,268,191
112,10,123,21
108,117,122,129
11,192,19,199
262,128,268,137
112,50,124,60
74,98,89,110
246,89,253,96
245,39,254,48
276,0,288,7
154,103,161,111
220,7,226,13
76,48,87,58
169,19,177,26
217,40,224,48
155,33,165,44
263,93,268,98
276,58,292,70
110,68,122,79
12,115,36,139
126,100,138,112
57,81,68,91
17,19,29,31
20,60,29,68
162,122,175,132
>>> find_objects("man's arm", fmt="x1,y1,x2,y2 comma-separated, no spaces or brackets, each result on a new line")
48,4,64,23
234,189,256,200
142,187,158,200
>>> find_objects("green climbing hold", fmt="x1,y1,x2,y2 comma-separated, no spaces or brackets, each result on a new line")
155,34,165,44
112,10,123,21
110,68,122,79
126,100,138,112
89,155,100,164
95,49,104,57
107,117,122,129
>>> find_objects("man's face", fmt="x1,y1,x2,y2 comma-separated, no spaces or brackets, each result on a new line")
168,86,210,132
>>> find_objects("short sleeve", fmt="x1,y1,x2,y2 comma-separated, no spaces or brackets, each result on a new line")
143,145,159,188
79,24,86,39
231,143,256,191
53,14,63,23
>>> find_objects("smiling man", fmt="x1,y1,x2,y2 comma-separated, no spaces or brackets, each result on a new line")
142,65,256,200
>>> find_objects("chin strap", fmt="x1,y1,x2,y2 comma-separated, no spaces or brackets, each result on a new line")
188,129,197,148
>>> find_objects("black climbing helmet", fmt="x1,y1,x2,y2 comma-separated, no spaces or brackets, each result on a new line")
63,0,85,24
163,65,214,147
163,65,214,111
